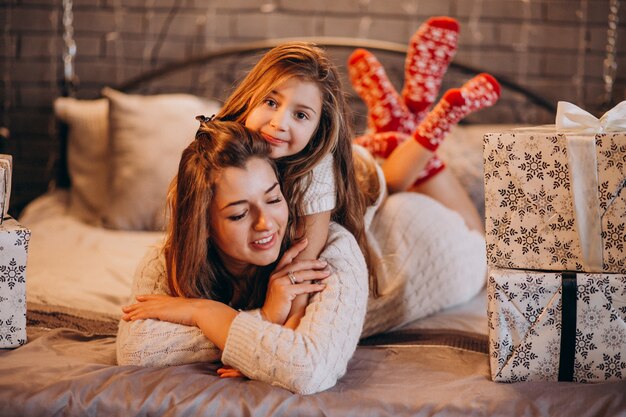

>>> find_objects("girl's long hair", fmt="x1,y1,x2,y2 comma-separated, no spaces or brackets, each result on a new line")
218,42,378,295
164,120,283,309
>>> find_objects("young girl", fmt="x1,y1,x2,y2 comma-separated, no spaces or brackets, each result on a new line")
216,42,377,326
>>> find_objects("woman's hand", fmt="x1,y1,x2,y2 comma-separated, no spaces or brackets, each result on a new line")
261,239,331,325
121,294,204,326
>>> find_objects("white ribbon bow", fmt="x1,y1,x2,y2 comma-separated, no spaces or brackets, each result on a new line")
556,100,626,133
554,101,626,272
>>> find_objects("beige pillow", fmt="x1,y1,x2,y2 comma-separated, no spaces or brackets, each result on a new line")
102,88,221,231
53,97,109,225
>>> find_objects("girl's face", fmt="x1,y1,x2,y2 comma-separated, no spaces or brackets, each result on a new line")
209,157,289,276
245,77,322,159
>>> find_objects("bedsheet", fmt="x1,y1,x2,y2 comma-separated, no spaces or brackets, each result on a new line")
1,309,625,417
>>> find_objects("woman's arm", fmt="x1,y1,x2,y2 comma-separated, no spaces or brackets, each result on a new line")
123,257,330,349
118,244,329,368
122,225,368,394
116,246,223,366
222,223,368,395
122,295,237,350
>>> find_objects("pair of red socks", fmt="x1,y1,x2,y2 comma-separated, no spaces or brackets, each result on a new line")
349,17,501,185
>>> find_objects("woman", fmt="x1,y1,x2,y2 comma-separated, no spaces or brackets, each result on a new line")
117,120,486,394
117,120,369,395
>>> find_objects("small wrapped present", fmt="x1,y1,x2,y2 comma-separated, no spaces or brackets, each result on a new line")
487,266,626,383
483,101,626,274
0,217,30,348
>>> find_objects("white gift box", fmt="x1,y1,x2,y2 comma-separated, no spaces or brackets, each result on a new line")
0,217,30,348
483,101,626,274
487,266,626,383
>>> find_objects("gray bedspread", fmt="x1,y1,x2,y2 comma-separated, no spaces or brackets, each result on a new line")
0,304,624,417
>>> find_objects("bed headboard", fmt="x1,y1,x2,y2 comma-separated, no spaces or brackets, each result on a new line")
117,37,556,127
52,36,556,190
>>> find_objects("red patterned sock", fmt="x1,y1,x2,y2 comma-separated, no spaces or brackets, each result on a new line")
348,49,416,134
402,16,459,123
412,73,500,152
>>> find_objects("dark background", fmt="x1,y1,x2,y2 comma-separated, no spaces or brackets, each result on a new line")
1,0,624,216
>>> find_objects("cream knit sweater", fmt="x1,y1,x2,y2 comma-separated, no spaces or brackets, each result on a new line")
117,222,369,395
303,153,336,215
117,149,487,394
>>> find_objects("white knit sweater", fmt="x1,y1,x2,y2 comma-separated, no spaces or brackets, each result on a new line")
116,222,369,394
303,153,336,215
116,149,487,394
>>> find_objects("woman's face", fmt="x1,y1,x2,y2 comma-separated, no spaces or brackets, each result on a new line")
210,157,289,276
245,77,322,159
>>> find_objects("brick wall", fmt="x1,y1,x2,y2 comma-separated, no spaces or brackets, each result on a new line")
1,0,625,216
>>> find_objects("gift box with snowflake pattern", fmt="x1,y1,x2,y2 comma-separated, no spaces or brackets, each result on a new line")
483,128,626,274
0,217,30,348
488,266,626,382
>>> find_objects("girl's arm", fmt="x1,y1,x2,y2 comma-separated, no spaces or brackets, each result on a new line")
283,210,330,328
283,153,336,328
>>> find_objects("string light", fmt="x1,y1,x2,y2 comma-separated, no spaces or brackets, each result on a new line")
602,0,620,107
574,0,589,107
62,0,77,96
1,2,12,141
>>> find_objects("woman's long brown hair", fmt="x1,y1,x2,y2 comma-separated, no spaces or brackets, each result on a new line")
163,120,283,309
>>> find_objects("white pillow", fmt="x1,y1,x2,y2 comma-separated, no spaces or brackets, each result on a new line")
102,88,221,231
53,97,109,225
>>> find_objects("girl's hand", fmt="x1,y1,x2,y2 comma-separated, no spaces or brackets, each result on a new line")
217,365,246,379
121,294,204,326
261,251,331,325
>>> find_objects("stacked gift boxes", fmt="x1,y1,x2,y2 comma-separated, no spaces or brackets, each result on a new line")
483,102,626,383
0,155,29,349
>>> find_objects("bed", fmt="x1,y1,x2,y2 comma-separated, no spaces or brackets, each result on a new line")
1,38,625,416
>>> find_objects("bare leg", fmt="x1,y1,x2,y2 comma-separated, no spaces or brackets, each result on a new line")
381,137,483,233
409,169,484,233
382,136,433,193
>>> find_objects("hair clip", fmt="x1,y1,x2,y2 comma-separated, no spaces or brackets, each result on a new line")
195,114,216,124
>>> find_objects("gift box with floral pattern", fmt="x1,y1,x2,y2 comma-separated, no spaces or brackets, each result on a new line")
0,217,30,348
487,266,626,383
483,102,626,274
